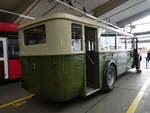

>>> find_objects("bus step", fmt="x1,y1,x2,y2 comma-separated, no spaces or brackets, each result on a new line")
86,87,100,96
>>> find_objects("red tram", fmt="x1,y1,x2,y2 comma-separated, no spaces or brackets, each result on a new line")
0,22,22,81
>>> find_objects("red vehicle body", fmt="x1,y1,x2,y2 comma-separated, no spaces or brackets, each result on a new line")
0,22,22,80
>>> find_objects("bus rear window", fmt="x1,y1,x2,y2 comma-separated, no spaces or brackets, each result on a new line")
24,25,46,45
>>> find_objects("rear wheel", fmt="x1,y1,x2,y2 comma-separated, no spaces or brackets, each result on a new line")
103,64,116,92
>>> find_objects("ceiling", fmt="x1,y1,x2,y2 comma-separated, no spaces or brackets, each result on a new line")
99,0,150,27
0,0,35,22
0,0,150,27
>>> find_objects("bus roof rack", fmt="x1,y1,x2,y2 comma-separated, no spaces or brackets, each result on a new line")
51,0,120,29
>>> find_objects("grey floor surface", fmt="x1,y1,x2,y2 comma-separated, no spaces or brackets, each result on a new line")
0,65,150,113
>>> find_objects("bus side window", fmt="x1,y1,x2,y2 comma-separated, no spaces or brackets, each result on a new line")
117,34,126,50
100,28,116,51
71,23,82,52
126,37,133,49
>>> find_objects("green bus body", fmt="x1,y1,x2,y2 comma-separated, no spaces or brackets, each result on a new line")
19,13,135,101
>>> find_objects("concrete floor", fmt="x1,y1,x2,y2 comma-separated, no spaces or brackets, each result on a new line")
0,62,150,113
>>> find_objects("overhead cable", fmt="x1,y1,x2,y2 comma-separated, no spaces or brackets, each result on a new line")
0,9,35,19
51,0,120,29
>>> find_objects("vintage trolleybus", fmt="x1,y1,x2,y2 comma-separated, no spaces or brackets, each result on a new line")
19,13,138,101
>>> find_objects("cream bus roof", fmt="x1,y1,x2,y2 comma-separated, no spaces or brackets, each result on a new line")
19,13,133,37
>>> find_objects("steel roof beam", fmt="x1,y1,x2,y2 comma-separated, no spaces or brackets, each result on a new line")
93,0,128,17
134,31,150,36
138,40,150,43
15,0,40,23
117,8,150,27
1,0,35,22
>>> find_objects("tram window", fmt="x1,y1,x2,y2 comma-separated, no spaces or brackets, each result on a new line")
24,25,46,45
100,28,116,51
117,34,126,50
126,38,133,49
71,23,82,51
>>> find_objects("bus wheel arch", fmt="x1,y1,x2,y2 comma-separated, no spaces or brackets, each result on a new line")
103,61,117,92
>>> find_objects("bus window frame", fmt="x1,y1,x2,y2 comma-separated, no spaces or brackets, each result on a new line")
126,36,134,50
116,33,127,51
99,27,117,51
23,23,48,47
71,22,88,53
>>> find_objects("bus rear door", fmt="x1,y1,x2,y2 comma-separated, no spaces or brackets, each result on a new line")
84,26,100,95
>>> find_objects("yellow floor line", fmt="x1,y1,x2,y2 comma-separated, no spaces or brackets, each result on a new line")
126,77,150,113
0,95,34,109
13,101,27,107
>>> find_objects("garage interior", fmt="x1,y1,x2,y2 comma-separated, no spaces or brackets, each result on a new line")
1,0,150,113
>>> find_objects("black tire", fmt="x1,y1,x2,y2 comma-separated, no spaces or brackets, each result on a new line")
103,64,116,92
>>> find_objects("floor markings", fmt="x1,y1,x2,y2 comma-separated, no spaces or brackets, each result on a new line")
0,95,34,109
126,77,150,113
13,101,27,107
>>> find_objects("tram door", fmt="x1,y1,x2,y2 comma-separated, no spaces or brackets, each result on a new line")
0,38,8,80
85,26,99,92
